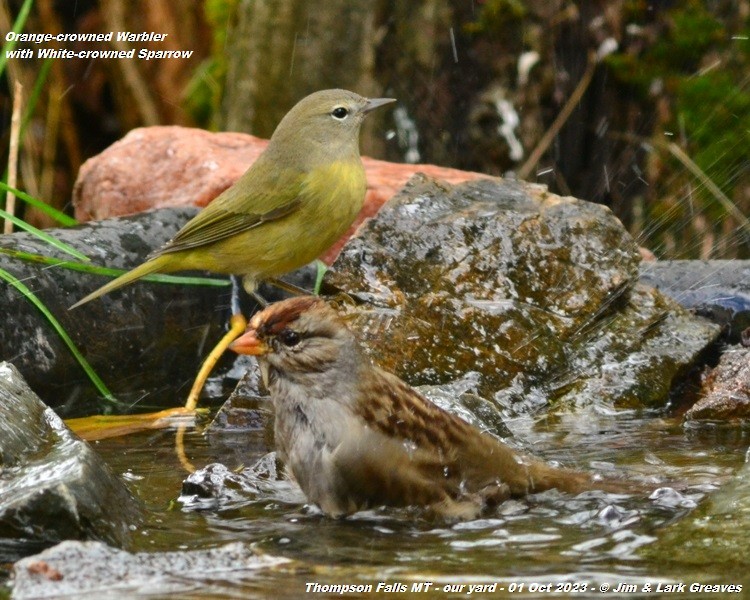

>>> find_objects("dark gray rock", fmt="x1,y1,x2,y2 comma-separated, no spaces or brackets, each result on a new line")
0,207,321,412
639,260,750,343
204,359,275,468
324,175,721,423
11,540,290,599
0,363,141,554
0,207,231,411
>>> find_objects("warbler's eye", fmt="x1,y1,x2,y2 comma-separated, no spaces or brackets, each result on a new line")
279,329,301,347
331,106,349,120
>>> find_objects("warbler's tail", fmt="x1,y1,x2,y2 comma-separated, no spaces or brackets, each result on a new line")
69,254,171,309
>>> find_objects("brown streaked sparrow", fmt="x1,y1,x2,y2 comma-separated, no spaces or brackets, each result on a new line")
231,296,624,519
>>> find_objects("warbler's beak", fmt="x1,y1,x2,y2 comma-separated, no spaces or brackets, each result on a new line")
362,97,396,113
230,329,269,356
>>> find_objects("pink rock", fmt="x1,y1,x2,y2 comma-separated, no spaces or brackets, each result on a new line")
73,127,267,220
685,347,750,420
73,126,488,263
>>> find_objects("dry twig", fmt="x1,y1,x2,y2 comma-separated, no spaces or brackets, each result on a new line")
4,80,23,234
518,52,598,181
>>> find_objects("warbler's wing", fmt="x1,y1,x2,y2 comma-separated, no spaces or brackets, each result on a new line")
157,166,305,254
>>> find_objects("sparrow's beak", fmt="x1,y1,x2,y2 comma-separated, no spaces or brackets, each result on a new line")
230,329,269,356
362,97,396,114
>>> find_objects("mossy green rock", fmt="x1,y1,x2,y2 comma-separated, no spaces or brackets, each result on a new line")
325,175,720,420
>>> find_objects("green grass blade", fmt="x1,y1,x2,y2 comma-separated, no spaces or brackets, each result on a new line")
0,0,34,78
0,207,89,261
313,259,327,294
0,181,78,226
137,272,231,286
0,266,116,403
21,57,55,137
0,247,230,286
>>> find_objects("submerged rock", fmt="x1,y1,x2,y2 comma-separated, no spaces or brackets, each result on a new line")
0,363,141,554
325,175,720,426
642,459,750,568
685,347,750,420
11,540,290,599
178,454,307,513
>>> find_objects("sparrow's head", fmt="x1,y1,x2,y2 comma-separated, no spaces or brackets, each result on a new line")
230,297,355,382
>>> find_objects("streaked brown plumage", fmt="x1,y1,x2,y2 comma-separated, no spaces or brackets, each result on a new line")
231,297,628,519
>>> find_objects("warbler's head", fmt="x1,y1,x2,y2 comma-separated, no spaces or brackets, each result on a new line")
269,89,395,162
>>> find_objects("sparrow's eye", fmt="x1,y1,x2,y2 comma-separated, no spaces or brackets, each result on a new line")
331,106,349,120
279,329,301,347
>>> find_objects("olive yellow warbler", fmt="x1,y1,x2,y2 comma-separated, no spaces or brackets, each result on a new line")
71,89,395,308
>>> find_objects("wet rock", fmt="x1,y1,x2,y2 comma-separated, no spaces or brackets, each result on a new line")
204,361,275,467
325,175,720,426
416,372,514,438
0,363,141,553
72,125,487,263
179,454,305,513
180,463,259,509
685,347,750,420
0,207,229,410
11,540,290,599
209,365,269,433
639,260,750,344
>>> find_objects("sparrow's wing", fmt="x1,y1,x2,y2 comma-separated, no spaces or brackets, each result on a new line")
355,369,476,452
354,368,591,497
328,425,455,510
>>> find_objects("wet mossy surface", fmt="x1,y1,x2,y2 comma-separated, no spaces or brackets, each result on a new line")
325,175,720,418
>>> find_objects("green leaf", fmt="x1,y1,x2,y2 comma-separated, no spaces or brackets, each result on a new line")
0,247,230,287
314,259,327,294
0,266,116,403
0,207,89,262
0,0,34,78
0,181,77,227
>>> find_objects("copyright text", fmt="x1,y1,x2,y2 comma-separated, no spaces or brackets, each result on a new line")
303,580,743,595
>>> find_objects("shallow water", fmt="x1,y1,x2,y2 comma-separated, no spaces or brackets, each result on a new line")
79,406,750,599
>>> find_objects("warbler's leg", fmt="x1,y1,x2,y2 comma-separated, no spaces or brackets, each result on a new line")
250,291,268,307
230,274,244,314
184,276,248,411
